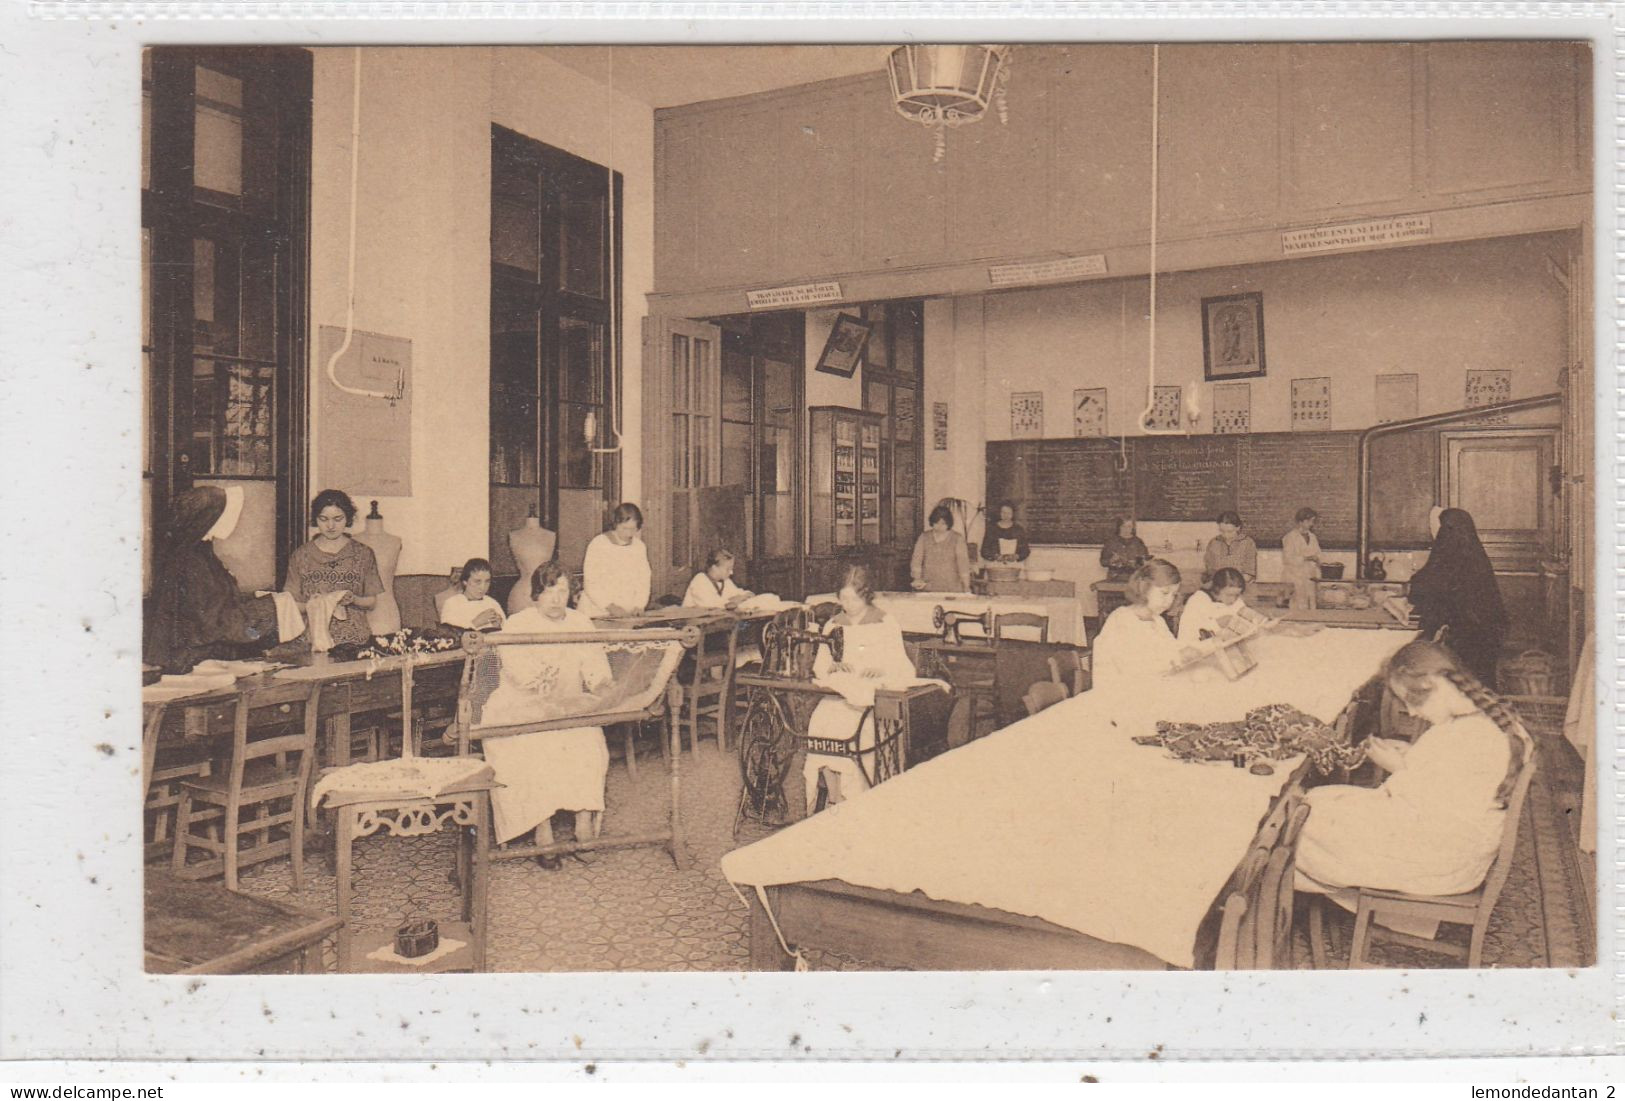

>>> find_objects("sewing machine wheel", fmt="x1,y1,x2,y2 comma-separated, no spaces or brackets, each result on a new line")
734,694,797,833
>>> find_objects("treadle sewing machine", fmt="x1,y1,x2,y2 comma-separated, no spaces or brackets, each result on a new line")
731,606,952,835
932,604,994,645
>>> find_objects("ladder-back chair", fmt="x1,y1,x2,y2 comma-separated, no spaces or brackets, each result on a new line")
173,681,322,890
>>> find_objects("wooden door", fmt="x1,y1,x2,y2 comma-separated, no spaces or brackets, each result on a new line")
1441,428,1557,644
642,316,728,600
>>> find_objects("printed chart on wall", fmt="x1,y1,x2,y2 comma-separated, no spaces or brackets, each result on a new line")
1291,376,1331,431
1073,388,1107,437
1212,383,1251,434
1375,373,1419,424
1011,392,1044,438
1149,385,1182,431
1466,368,1512,425
317,326,414,497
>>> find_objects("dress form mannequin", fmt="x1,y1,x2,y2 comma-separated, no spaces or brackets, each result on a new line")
507,509,558,615
352,500,402,635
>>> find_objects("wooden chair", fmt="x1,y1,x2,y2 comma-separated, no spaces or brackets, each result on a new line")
992,611,1049,643
1022,679,1069,717
173,682,322,891
674,617,739,754
143,703,220,862
1212,794,1311,970
1328,747,1537,969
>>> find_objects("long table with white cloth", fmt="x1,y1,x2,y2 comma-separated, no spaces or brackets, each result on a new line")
805,590,1088,647
722,626,1412,970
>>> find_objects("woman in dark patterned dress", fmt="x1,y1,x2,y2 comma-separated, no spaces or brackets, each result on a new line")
284,489,385,648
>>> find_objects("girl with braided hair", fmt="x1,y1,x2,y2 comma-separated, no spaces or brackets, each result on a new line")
1295,639,1533,900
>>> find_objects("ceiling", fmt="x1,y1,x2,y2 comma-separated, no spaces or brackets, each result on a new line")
532,45,890,109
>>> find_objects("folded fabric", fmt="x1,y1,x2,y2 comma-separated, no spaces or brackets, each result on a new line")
191,659,275,678
303,589,350,653
141,671,240,703
255,590,307,643
811,672,949,710
738,593,797,614
310,755,496,813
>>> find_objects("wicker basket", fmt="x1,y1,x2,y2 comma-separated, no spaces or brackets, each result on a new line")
1500,649,1556,697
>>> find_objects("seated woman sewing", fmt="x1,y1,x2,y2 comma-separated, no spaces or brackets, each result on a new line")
802,565,919,814
1177,568,1271,645
683,547,754,610
479,561,615,868
1296,639,1532,907
1090,559,1208,690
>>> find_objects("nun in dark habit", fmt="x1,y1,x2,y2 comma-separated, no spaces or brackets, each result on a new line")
1405,507,1509,691
144,485,280,674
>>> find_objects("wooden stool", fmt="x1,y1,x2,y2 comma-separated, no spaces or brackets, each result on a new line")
326,777,495,973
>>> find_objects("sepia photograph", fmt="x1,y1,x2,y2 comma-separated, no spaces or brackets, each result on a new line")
129,38,1599,985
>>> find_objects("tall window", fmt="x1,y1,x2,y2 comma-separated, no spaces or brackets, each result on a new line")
861,301,924,546
142,47,312,589
489,126,622,574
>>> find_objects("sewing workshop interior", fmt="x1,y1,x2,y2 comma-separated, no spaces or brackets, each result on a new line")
139,42,1598,975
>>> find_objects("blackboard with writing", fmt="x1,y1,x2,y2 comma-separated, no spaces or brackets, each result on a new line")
986,438,1133,544
1237,432,1360,548
1133,436,1239,521
986,430,1366,547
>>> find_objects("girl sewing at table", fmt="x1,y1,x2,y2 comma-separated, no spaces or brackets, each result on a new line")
144,485,281,673
910,504,972,593
683,548,754,610
578,502,653,618
284,489,384,649
803,565,919,814
1295,639,1532,904
1099,517,1150,581
439,557,505,631
1203,511,1258,584
1177,567,1272,645
1091,559,1208,690
480,561,615,868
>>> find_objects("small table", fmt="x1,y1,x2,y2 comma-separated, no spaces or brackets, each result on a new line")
145,869,340,974
327,777,496,973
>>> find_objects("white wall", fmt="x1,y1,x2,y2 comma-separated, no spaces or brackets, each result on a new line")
913,231,1570,619
979,232,1569,442
308,47,654,576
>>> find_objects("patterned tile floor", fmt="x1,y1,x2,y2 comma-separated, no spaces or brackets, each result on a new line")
213,706,1591,973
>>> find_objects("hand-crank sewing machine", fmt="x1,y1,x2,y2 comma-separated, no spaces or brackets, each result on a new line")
731,606,953,835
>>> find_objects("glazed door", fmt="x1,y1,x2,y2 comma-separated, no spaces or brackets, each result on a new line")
642,316,727,600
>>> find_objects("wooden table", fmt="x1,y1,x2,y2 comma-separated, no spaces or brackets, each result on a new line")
147,649,468,765
973,577,1078,598
744,765,1310,972
808,591,1088,647
1278,606,1414,630
725,627,1411,972
145,869,340,974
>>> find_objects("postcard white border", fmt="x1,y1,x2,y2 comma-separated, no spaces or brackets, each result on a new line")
0,0,1616,1067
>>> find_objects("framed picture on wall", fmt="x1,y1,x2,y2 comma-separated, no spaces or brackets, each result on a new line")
1201,292,1266,381
813,313,871,378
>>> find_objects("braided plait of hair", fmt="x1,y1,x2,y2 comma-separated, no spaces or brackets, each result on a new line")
1439,667,1533,808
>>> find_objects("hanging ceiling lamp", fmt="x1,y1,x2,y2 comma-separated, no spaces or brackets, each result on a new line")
886,44,1010,163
